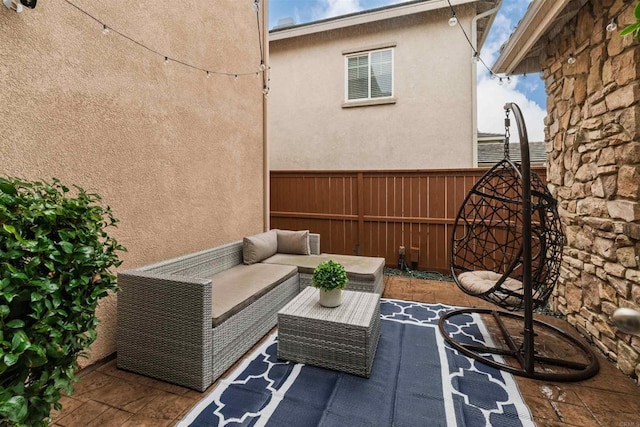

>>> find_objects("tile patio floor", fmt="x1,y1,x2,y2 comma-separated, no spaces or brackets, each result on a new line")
51,275,640,426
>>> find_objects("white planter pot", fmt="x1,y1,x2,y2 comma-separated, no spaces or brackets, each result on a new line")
319,288,342,308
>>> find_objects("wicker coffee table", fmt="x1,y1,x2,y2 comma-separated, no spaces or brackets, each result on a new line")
277,287,381,377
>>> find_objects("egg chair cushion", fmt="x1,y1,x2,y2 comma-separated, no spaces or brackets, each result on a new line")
458,270,526,307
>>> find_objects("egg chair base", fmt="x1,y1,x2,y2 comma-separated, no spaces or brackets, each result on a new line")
438,307,600,382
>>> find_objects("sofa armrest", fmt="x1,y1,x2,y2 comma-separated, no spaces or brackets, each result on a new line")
117,270,214,391
309,233,320,255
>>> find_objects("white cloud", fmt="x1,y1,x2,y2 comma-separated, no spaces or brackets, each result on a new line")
481,14,513,66
476,0,545,142
315,0,415,19
477,74,546,142
521,77,541,93
314,0,363,20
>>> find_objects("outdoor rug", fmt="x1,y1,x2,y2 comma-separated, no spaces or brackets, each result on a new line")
178,299,534,427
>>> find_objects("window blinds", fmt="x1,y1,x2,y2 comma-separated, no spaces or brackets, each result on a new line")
347,49,392,101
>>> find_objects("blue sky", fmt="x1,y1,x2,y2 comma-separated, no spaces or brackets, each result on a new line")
268,0,547,140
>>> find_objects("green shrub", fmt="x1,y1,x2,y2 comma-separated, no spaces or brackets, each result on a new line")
312,260,348,291
0,177,125,426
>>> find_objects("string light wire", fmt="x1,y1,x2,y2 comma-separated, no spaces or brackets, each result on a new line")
256,3,264,65
63,0,265,79
253,0,270,96
446,0,635,82
445,0,502,81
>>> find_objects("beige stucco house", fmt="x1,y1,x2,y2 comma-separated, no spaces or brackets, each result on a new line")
494,0,640,382
0,0,268,367
268,0,501,170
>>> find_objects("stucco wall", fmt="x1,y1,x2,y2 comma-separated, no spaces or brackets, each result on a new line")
542,0,640,382
0,0,267,367
268,5,476,170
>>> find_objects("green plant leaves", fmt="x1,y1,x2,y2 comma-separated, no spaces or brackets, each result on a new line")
25,345,48,367
620,1,640,39
58,241,74,254
5,319,25,328
2,224,24,243
0,180,18,195
619,22,640,37
11,330,30,353
0,177,125,425
312,260,349,290
0,396,28,423
4,352,19,367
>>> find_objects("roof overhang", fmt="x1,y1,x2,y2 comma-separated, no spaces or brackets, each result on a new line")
492,0,588,75
270,0,500,47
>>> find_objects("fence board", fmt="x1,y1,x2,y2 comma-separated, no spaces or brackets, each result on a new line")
270,168,547,274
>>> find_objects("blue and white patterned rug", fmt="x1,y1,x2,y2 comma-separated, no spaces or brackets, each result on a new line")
178,299,534,427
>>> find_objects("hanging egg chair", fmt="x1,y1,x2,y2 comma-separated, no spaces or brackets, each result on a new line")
438,103,599,381
450,138,563,312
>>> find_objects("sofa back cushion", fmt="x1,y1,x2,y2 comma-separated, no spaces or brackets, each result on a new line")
262,253,384,281
276,229,310,255
243,230,278,264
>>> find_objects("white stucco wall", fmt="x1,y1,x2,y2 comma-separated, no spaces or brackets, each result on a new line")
269,5,477,170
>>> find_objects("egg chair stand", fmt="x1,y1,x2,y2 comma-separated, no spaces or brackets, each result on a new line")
438,103,599,382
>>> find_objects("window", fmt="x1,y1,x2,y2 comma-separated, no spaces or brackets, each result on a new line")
345,48,393,102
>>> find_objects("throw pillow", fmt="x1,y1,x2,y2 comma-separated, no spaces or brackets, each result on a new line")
276,229,311,255
243,230,278,264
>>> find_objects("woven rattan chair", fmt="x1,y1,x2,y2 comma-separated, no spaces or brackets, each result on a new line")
438,103,599,381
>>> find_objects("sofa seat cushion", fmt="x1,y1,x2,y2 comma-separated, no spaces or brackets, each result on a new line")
262,253,384,282
211,263,298,327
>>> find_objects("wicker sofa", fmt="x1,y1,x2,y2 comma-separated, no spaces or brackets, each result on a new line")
117,231,385,391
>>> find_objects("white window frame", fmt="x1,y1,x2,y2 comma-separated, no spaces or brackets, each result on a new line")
344,48,394,104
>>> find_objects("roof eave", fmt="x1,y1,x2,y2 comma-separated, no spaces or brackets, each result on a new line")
270,0,482,41
492,0,572,75
476,0,503,52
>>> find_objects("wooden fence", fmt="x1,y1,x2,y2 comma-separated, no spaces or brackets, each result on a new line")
270,168,547,274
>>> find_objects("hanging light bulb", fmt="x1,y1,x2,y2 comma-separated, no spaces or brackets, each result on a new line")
471,52,479,63
490,72,497,80
252,0,260,12
498,77,504,86
448,11,458,27
206,71,211,79
567,54,576,64
506,76,512,84
260,61,267,72
102,24,110,35
262,85,269,95
606,18,617,33
164,56,169,65
234,74,238,80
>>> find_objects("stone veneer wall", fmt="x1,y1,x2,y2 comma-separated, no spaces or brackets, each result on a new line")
543,0,640,382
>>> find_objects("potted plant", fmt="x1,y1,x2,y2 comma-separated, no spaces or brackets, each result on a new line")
312,260,348,307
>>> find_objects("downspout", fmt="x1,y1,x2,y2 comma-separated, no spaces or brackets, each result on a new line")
471,2,501,167
263,2,270,231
